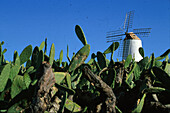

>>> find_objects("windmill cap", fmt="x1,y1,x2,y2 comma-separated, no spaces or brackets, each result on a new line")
124,32,141,40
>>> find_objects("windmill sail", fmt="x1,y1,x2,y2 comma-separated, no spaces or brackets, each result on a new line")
133,28,151,37
106,30,123,42
124,10,134,32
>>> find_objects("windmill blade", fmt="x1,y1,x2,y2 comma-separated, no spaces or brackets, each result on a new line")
106,34,125,38
124,10,135,32
106,29,124,38
106,29,124,43
133,28,151,37
106,35,124,43
106,29,123,36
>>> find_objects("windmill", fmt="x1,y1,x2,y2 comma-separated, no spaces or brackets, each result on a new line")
106,10,151,62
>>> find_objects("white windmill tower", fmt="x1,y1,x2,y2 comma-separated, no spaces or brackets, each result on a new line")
106,11,151,62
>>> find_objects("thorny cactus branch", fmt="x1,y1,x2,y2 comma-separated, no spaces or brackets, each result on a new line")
83,66,116,113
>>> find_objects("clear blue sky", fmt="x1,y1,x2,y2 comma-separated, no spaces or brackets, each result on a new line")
0,0,170,62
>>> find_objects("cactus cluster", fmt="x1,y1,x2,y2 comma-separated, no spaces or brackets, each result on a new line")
0,25,169,113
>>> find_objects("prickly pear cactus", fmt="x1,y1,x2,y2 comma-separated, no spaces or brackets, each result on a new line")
0,26,169,113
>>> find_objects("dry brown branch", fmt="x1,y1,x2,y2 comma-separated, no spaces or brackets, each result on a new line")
82,66,116,113
30,62,56,113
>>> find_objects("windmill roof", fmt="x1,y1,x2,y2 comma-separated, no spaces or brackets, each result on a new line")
124,32,141,40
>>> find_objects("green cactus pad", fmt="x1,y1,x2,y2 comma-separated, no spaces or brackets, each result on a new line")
144,87,166,93
139,47,144,58
75,25,87,45
25,66,34,73
150,53,155,68
10,52,20,81
108,68,116,88
132,93,146,113
103,42,119,54
155,49,170,60
66,73,71,89
59,50,63,66
164,63,170,75
24,73,31,88
68,44,90,72
9,64,20,81
67,45,71,62
0,63,11,92
44,38,47,54
54,72,67,84
36,50,44,69
7,102,22,113
124,54,132,68
26,59,31,69
11,75,26,98
13,51,20,66
97,51,106,69
49,43,55,65
138,57,149,71
39,41,45,50
1,41,4,45
19,45,32,65
126,63,137,86
134,64,141,81
152,67,170,89
2,49,7,55
31,46,39,68
65,99,81,112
